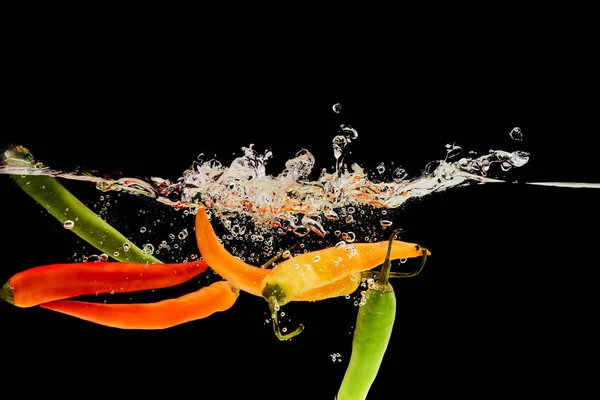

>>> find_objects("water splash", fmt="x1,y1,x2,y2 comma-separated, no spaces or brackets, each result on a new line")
1,138,536,239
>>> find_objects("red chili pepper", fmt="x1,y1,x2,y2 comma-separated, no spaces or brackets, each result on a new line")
40,281,238,329
0,260,208,308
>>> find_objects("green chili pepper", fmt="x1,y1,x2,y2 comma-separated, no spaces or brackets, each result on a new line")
335,228,428,400
3,145,161,264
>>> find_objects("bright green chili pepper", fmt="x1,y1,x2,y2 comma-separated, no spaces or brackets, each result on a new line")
335,228,428,400
3,145,161,264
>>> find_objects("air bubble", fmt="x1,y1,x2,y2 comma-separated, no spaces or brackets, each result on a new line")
140,227,147,233
332,103,342,113
509,127,523,141
392,167,407,182
63,220,75,230
143,244,155,255
123,243,130,252
380,220,393,227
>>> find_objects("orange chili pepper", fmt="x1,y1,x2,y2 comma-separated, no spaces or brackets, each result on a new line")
40,281,238,329
0,260,208,308
195,205,431,340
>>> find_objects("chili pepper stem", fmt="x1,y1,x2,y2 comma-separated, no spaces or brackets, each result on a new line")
375,228,403,289
268,296,304,341
362,251,429,282
0,282,14,305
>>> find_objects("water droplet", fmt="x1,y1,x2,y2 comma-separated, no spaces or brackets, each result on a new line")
332,103,342,113
392,167,407,182
509,127,523,141
445,143,463,160
301,215,327,237
324,209,339,220
341,125,358,140
313,255,321,262
63,220,75,229
140,227,147,233
123,243,130,252
332,135,348,160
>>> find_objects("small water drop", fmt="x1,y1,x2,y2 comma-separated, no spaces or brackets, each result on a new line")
392,167,407,182
332,135,348,160
63,220,75,230
509,127,523,141
341,124,358,140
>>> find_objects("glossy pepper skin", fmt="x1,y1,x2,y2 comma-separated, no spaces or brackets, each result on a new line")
336,230,428,400
1,260,208,308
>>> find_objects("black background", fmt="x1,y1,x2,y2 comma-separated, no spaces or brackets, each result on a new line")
1,31,598,399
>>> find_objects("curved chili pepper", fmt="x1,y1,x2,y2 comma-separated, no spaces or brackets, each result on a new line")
195,205,431,340
40,280,238,329
0,260,208,308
